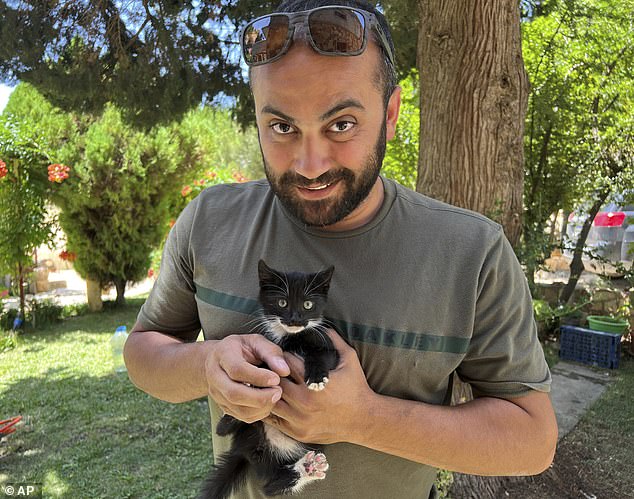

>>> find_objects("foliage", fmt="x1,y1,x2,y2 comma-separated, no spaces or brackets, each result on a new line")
0,1,279,128
0,118,58,275
0,1,419,129
0,114,69,317
520,0,634,292
0,329,18,353
382,71,419,189
27,298,64,328
0,307,18,331
50,104,198,305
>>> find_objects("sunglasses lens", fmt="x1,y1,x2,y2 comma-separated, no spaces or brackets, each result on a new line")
243,15,290,64
308,8,365,54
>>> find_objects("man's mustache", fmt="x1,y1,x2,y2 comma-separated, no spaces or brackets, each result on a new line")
280,168,354,188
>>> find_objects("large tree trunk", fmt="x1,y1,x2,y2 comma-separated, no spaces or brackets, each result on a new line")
416,0,529,247
416,2,529,496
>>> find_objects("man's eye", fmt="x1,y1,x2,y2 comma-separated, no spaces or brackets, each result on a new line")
271,123,294,134
329,121,354,133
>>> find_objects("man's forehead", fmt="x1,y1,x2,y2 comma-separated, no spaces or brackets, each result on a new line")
250,42,381,117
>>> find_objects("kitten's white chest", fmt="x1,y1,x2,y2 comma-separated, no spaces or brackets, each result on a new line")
263,423,305,460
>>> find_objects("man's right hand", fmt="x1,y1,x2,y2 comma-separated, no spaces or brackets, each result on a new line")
204,334,291,423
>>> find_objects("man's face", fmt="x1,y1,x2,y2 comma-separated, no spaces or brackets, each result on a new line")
251,41,400,230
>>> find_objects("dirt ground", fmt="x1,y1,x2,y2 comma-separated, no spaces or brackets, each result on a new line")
496,430,627,498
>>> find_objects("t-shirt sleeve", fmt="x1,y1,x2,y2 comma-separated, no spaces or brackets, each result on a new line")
136,198,201,341
457,228,552,398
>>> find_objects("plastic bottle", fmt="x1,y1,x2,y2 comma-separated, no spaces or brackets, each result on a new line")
111,325,129,373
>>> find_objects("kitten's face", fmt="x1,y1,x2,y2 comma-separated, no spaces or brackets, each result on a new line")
258,260,334,340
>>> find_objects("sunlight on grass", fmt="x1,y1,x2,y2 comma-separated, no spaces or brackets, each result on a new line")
44,470,69,497
0,300,212,499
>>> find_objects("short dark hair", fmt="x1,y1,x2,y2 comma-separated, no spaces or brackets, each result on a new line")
250,0,398,108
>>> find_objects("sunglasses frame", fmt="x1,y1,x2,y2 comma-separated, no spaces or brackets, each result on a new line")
240,5,395,67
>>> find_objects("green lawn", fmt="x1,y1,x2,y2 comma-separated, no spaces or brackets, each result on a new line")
0,298,212,499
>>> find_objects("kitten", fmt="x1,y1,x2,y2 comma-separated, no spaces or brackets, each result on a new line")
200,260,339,499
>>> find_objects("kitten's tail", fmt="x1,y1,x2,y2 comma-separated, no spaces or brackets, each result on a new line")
200,452,248,499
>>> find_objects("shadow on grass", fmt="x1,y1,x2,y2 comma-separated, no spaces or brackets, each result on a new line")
17,298,148,343
1,367,212,499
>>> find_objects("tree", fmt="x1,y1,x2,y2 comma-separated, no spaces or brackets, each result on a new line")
54,105,202,306
0,1,276,128
0,116,66,319
521,0,634,299
414,1,529,246
382,71,420,190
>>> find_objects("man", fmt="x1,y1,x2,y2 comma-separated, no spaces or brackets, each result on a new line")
124,1,558,497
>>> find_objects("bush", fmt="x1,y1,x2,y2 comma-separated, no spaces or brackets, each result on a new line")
0,330,19,353
28,298,64,328
0,307,19,330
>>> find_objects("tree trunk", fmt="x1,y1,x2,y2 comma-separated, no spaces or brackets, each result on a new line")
416,0,529,247
86,278,103,312
559,189,610,305
114,278,126,307
18,262,26,322
416,3,528,496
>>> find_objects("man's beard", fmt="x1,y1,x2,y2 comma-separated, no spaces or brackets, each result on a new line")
263,119,387,227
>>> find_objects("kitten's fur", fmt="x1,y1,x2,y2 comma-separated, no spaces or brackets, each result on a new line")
200,260,339,499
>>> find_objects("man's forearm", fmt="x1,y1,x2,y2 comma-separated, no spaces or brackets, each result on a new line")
349,390,557,476
124,330,214,403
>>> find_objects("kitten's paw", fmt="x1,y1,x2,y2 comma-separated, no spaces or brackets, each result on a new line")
307,377,329,391
296,450,329,480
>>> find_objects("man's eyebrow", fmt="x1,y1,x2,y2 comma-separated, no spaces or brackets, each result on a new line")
261,105,296,125
320,99,365,121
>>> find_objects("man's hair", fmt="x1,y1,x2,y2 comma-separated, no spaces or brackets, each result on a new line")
250,0,397,108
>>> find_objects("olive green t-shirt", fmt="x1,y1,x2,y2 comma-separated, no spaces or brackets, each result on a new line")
137,177,551,499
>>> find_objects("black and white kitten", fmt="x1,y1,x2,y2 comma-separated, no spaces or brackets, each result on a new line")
200,260,339,499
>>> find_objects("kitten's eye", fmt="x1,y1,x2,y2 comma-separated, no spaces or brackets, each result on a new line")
303,300,314,310
277,299,288,308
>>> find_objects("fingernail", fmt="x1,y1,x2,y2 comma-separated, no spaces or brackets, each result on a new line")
271,390,282,403
272,358,290,373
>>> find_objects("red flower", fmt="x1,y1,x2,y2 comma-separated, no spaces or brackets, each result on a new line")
205,171,217,180
181,185,192,197
59,250,77,262
147,268,155,278
168,219,176,228
48,163,70,183
0,159,7,179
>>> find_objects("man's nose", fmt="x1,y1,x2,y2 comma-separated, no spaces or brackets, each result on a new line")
293,136,333,180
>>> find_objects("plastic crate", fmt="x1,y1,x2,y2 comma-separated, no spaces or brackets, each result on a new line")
559,325,621,369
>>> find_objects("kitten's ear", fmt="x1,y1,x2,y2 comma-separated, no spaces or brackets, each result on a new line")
258,259,275,284
315,266,335,293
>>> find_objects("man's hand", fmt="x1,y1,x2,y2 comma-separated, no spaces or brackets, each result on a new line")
266,331,374,444
205,334,291,423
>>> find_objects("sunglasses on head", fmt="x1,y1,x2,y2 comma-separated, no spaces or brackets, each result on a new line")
240,5,395,67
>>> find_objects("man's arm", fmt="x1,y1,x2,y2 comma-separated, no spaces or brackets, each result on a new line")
266,331,558,476
124,322,291,423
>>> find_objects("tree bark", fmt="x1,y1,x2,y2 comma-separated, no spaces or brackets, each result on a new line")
416,0,529,247
86,278,103,312
416,3,529,496
114,277,126,307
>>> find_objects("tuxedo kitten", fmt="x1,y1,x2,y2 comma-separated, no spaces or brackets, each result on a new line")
200,260,339,499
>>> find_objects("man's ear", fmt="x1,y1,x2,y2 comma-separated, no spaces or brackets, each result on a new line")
385,85,402,142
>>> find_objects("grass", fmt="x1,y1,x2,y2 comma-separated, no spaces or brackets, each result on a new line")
0,298,212,499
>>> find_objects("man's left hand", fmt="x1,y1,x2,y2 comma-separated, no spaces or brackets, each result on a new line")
265,330,374,444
